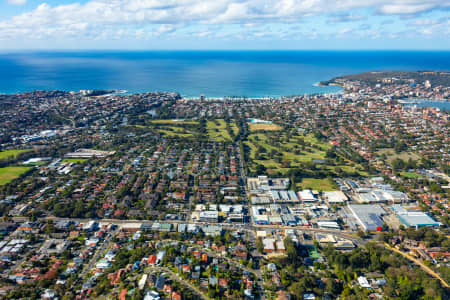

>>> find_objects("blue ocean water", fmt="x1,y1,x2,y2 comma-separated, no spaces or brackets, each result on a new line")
0,50,449,97
403,100,450,110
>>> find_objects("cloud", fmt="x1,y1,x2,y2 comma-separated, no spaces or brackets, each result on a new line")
408,17,449,27
7,0,26,5
418,28,433,35
377,3,437,15
409,19,439,26
0,0,449,41
328,13,367,23
338,27,352,35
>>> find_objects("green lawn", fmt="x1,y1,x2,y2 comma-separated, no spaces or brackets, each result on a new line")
151,119,198,125
207,119,232,141
248,123,283,132
296,178,337,191
63,158,88,163
0,166,33,185
128,124,194,137
400,172,424,179
246,132,328,165
246,131,367,177
157,126,194,137
0,149,31,160
158,130,193,137
230,123,239,136
377,148,420,163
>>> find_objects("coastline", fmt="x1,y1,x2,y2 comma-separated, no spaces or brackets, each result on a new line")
317,82,344,88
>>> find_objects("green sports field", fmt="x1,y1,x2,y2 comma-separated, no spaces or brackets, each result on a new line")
0,166,33,185
0,149,31,160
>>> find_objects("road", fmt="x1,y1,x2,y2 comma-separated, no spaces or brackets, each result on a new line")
11,216,367,247
384,243,449,288
204,248,265,300
149,266,210,300
236,141,266,300
193,245,260,277
253,224,367,246
158,238,264,300
8,253,28,276
77,227,119,283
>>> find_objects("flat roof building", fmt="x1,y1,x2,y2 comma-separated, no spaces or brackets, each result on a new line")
392,205,441,229
348,204,386,231
298,190,316,202
323,191,347,203
199,211,218,222
263,238,275,252
254,215,269,225
247,177,290,193
269,216,282,225
317,221,340,230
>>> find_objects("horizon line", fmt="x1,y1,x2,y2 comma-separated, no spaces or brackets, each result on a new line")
1,49,450,52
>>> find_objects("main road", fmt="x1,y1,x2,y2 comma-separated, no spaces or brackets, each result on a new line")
384,243,449,288
76,226,119,284
148,266,210,300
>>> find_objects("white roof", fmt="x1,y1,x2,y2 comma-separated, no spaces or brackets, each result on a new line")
263,238,275,250
256,231,267,238
121,223,142,229
276,240,285,250
323,191,347,203
358,276,371,288
199,211,218,218
138,274,148,290
299,190,316,201
195,204,206,211
254,215,269,222
269,216,283,223
317,221,340,229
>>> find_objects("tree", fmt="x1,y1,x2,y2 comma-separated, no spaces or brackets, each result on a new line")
394,141,407,153
284,237,301,267
326,278,342,296
255,164,266,174
357,230,366,238
289,281,306,298
256,237,263,253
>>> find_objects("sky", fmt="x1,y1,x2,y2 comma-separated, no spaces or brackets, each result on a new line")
0,0,449,50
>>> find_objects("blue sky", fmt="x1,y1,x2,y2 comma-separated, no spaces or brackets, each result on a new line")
0,0,449,50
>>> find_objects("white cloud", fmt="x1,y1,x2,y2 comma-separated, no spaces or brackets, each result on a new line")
418,28,433,35
7,0,26,5
377,3,436,15
0,0,449,41
338,27,352,35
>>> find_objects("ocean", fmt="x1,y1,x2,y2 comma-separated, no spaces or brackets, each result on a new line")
402,100,450,110
1,50,449,98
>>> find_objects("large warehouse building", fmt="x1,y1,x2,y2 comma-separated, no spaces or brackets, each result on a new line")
348,204,386,231
391,205,441,229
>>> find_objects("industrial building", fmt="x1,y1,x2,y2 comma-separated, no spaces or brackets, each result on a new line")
315,233,355,250
348,204,386,231
391,205,441,229
247,176,290,193
323,191,348,204
356,189,408,203
317,221,340,230
298,190,316,202
199,211,219,222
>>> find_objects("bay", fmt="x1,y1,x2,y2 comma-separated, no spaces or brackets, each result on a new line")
1,50,449,97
